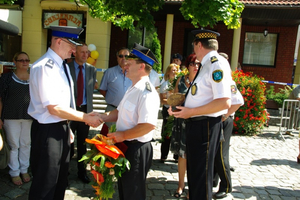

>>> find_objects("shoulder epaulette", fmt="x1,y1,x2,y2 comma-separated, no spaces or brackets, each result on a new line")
211,56,218,64
145,82,152,92
45,59,54,68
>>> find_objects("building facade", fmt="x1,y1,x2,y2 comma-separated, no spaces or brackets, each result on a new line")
1,0,300,86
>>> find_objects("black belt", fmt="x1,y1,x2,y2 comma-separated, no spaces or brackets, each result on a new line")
107,104,117,109
59,120,70,125
77,104,87,109
184,116,209,123
33,119,69,125
124,140,140,144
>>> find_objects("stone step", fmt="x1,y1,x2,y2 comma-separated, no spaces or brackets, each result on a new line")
92,109,106,113
93,104,107,109
92,91,106,113
93,99,106,104
266,109,298,130
93,93,105,99
268,115,289,126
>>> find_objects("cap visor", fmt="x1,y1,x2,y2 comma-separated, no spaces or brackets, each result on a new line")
127,54,140,60
67,38,82,46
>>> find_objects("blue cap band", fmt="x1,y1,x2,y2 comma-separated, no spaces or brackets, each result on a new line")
52,30,79,39
132,49,155,66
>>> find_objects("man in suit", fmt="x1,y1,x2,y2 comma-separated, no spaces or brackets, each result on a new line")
69,43,97,183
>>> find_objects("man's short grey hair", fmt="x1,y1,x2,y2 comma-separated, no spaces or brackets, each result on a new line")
195,39,218,51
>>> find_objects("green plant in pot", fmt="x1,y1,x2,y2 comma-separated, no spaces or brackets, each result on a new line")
266,86,292,108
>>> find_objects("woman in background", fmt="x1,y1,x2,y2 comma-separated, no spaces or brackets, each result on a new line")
171,53,199,198
0,52,32,185
159,63,178,163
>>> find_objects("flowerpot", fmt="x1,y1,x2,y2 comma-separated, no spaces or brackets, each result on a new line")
266,99,280,109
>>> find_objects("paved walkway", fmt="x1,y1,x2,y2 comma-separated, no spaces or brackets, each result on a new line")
1,120,300,200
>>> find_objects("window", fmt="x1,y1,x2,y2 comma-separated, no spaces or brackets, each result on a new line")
183,29,196,58
243,32,278,67
127,27,156,49
0,33,21,62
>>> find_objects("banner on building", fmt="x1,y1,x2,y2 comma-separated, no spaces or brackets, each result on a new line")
43,12,83,28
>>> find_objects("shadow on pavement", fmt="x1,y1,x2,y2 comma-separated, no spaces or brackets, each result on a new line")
232,185,300,199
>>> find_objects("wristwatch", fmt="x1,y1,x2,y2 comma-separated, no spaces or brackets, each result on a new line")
222,114,228,120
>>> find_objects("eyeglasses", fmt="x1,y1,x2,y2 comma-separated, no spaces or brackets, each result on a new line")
118,55,129,58
16,59,30,63
189,62,201,67
56,38,76,49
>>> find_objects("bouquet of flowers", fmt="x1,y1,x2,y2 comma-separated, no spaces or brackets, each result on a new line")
80,128,130,200
160,68,189,141
167,68,189,92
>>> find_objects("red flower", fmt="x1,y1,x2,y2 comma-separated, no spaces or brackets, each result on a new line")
85,138,125,159
105,161,115,168
91,170,104,184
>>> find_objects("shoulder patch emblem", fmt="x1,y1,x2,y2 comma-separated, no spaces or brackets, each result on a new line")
211,56,218,64
212,70,223,82
231,85,237,94
145,82,152,92
45,59,54,69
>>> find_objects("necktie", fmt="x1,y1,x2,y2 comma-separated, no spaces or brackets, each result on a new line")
77,65,84,107
63,61,71,86
63,61,74,108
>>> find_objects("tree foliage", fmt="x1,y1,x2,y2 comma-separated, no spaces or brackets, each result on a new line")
2,0,244,30
180,0,244,29
75,0,244,30
150,32,162,72
76,0,164,31
0,0,14,5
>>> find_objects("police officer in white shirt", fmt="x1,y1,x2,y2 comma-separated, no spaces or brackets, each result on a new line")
98,43,160,200
28,26,101,200
168,29,232,200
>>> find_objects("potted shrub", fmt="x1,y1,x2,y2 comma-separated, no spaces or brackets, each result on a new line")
232,70,269,135
266,86,292,109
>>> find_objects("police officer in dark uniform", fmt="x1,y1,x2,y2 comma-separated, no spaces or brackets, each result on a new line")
213,80,244,199
169,29,232,200
28,26,101,200
213,53,244,199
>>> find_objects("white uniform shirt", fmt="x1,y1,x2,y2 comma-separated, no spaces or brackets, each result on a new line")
185,51,231,117
28,48,75,123
149,69,161,87
116,76,160,143
159,80,170,94
229,80,244,116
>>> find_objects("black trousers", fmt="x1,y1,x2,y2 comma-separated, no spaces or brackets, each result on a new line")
118,141,153,200
29,120,70,200
160,106,170,159
185,116,221,200
70,105,90,175
214,117,233,193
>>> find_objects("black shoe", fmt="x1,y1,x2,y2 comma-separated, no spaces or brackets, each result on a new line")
213,191,227,199
78,173,90,184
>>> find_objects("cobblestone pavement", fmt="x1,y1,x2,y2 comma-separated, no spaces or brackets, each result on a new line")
1,120,300,200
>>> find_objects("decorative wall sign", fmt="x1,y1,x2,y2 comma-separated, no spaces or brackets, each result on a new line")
43,12,83,28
